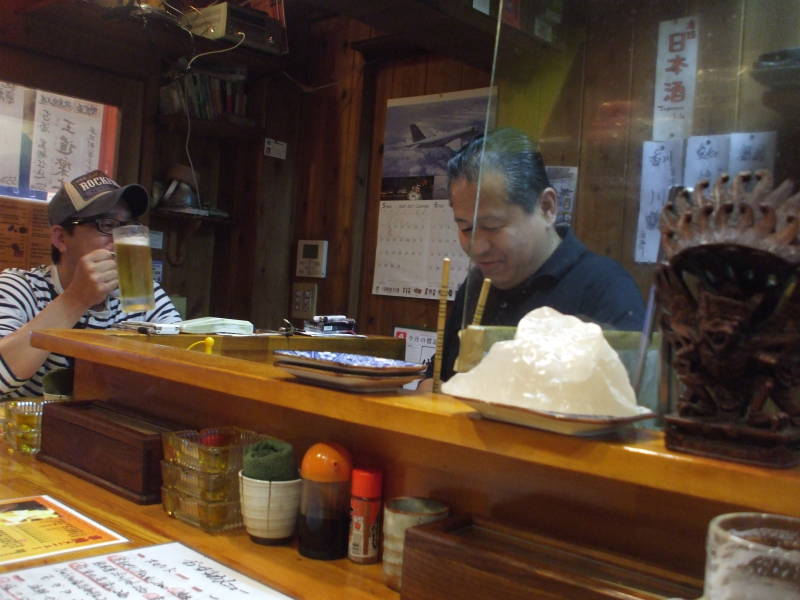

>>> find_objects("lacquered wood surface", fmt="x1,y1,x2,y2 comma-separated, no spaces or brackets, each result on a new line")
0,448,396,599
103,331,405,362
31,329,800,517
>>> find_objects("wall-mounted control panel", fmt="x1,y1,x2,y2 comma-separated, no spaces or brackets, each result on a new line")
291,282,318,320
296,240,328,278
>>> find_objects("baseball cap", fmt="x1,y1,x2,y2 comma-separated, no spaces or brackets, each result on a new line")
48,170,149,226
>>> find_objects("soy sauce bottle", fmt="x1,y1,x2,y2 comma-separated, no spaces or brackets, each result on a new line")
298,442,352,560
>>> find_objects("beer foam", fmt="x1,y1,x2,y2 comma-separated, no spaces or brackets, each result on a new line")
114,237,150,246
705,527,800,599
706,545,800,599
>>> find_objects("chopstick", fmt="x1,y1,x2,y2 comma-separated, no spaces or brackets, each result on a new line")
472,278,491,325
433,257,451,393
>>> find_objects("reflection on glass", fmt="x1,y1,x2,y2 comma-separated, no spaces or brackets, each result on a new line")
0,79,119,201
443,128,645,383
447,0,799,397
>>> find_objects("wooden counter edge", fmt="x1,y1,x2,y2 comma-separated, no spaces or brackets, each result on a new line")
30,328,800,518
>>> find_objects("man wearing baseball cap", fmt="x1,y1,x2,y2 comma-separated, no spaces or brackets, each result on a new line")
0,170,181,398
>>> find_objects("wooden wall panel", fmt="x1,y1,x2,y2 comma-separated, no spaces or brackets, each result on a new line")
538,43,584,169
293,17,374,318
249,75,303,330
574,10,636,261
690,1,741,136
211,136,262,320
356,57,491,336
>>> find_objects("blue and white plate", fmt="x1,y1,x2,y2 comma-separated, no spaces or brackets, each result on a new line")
275,362,422,392
272,350,426,375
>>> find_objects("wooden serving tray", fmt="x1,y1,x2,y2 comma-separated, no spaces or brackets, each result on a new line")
401,515,702,600
37,401,186,504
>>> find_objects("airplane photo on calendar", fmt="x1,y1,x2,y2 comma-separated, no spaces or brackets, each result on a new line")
381,87,495,197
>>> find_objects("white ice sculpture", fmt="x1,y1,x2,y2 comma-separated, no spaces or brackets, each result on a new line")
441,307,646,417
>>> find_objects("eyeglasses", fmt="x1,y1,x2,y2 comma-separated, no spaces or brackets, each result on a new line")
68,217,139,235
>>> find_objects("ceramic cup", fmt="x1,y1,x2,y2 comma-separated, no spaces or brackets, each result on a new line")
382,496,449,591
704,512,800,600
239,471,302,544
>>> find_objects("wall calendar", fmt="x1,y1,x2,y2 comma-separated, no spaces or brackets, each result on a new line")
373,87,494,300
373,199,468,299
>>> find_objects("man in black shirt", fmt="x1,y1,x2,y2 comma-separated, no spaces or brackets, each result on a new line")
426,128,645,384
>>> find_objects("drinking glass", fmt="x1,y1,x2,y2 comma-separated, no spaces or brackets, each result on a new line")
112,224,154,312
705,512,800,600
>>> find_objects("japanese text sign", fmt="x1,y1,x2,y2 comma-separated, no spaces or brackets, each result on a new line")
653,17,698,141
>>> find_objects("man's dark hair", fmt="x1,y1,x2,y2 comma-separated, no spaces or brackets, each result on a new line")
446,128,551,213
50,222,75,264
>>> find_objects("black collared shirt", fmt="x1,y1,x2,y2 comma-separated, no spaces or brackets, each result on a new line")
436,226,645,381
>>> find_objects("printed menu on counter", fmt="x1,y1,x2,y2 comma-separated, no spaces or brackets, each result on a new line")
0,495,127,567
0,541,293,599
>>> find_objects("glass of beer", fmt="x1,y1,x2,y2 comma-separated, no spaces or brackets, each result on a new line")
704,512,800,600
112,224,155,313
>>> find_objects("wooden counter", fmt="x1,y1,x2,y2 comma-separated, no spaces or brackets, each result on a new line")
103,330,405,362
28,329,800,586
0,448,395,599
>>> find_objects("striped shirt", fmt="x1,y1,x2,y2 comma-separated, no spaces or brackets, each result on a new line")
0,264,181,398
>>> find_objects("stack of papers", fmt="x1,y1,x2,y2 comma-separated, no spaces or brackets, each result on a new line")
177,317,254,335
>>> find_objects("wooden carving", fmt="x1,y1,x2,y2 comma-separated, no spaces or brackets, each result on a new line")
656,170,800,467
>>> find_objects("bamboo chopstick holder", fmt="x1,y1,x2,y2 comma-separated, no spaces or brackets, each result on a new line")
472,278,491,326
433,257,451,393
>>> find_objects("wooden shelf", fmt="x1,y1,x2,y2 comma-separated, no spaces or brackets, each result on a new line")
296,0,552,71
151,208,233,226
29,329,800,520
6,1,290,78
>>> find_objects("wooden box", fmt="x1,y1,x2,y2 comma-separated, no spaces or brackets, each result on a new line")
37,401,186,504
401,516,702,600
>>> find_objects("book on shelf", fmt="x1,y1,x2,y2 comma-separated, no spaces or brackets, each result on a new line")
158,65,249,120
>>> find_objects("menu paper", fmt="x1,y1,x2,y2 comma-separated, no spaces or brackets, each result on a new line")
0,542,293,599
683,134,730,189
30,91,104,194
394,326,436,389
635,139,684,263
545,166,578,225
0,196,50,272
0,82,24,188
0,495,127,567
728,131,777,177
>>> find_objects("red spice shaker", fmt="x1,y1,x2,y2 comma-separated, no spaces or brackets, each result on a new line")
348,467,383,564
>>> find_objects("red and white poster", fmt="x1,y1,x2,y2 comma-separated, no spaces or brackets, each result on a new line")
652,17,698,141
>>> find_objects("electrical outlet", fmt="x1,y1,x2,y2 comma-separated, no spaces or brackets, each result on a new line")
291,282,318,320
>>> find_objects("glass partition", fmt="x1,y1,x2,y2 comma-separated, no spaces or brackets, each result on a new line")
449,0,797,409
0,79,120,273
0,79,119,201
